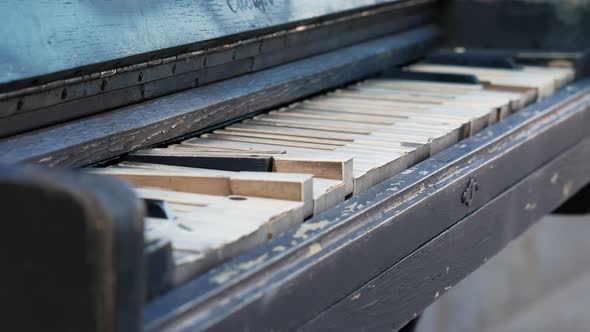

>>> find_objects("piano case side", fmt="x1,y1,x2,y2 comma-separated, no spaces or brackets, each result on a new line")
0,167,145,332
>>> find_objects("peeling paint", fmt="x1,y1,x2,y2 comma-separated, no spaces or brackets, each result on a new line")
351,293,361,301
307,242,322,256
210,253,269,285
272,245,286,252
342,202,360,215
293,220,330,239
210,268,240,285
551,172,559,184
238,253,269,270
563,181,574,197
524,202,537,211
434,291,440,299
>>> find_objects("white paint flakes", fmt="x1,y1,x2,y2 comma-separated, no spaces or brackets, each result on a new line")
238,254,268,270
272,245,287,252
563,181,574,197
210,269,240,285
210,253,269,285
293,219,330,239
307,242,322,256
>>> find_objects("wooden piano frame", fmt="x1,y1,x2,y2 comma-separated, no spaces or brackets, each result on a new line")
144,79,590,331
2,1,590,331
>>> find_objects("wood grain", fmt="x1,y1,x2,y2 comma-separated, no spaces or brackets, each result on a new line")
0,26,440,166
0,0,415,87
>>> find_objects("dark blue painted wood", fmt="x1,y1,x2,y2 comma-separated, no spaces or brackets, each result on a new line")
304,133,590,331
1,166,145,332
0,25,439,166
0,0,402,86
143,78,590,331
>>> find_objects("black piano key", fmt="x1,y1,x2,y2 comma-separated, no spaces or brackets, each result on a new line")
380,68,480,85
127,151,274,172
144,199,175,220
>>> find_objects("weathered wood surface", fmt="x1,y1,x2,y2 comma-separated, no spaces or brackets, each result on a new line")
0,2,434,137
160,64,569,198
0,0,413,88
0,26,440,167
144,79,590,332
1,166,144,332
302,131,590,332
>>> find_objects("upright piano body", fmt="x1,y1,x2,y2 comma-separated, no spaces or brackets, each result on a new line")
1,1,589,331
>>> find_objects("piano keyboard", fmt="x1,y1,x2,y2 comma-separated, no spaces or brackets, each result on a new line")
89,62,574,291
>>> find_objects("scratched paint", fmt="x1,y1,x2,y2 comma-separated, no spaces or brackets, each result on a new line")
210,253,269,284
563,181,574,197
293,220,330,239
307,242,322,256
524,202,537,211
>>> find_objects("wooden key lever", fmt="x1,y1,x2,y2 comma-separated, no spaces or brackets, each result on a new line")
0,166,145,332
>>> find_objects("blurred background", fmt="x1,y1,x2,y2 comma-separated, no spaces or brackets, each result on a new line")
416,214,590,332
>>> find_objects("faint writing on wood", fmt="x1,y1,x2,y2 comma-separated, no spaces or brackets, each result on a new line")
226,0,275,13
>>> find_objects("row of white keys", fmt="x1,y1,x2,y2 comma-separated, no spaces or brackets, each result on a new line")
124,62,570,279
182,77,515,193
406,63,574,100
179,137,399,195
92,163,339,282
349,82,522,115
140,188,305,282
92,162,339,218
119,159,349,217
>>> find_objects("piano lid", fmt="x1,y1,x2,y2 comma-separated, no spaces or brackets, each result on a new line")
0,0,406,89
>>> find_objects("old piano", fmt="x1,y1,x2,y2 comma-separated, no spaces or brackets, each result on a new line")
2,0,590,331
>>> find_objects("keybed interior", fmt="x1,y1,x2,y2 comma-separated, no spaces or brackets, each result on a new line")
88,61,574,296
